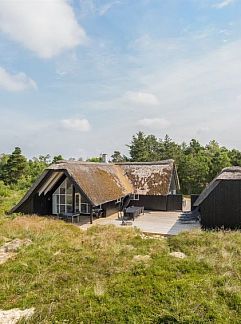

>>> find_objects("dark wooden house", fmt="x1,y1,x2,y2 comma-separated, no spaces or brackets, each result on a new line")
194,167,241,229
10,159,181,222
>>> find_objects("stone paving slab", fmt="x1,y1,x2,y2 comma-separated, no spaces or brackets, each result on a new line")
79,210,200,235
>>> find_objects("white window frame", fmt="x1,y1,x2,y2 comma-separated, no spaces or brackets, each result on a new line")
74,193,91,214
75,193,81,213
52,178,73,215
116,197,122,204
80,203,90,214
131,194,140,201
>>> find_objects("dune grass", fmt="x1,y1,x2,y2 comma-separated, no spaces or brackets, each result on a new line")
0,214,241,323
1,190,241,322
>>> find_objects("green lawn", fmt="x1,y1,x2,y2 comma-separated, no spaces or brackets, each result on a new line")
1,191,241,323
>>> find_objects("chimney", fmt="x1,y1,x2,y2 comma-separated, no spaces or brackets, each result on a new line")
101,153,108,163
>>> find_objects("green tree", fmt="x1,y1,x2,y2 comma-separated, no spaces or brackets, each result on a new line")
1,147,28,185
52,155,64,164
87,157,102,162
111,151,128,162
206,140,231,182
128,132,150,161
159,135,183,164
0,154,9,181
178,152,210,194
38,154,51,164
27,156,49,184
228,149,241,166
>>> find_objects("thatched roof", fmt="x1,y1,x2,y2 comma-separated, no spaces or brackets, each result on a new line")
11,160,179,212
117,160,179,195
48,162,133,206
194,166,241,207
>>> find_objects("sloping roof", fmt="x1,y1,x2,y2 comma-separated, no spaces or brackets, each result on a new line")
48,162,133,206
10,170,50,213
217,166,241,180
194,166,241,207
117,160,179,195
11,159,179,212
10,162,134,212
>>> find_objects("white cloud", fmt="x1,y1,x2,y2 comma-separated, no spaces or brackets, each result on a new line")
0,67,37,92
0,0,87,58
99,1,121,16
213,0,234,9
61,118,91,132
125,91,159,106
137,118,170,130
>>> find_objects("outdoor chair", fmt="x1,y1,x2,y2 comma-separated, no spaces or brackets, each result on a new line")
92,208,103,218
58,213,67,221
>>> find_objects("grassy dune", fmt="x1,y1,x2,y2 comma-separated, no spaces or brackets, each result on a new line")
0,215,241,323
1,191,241,322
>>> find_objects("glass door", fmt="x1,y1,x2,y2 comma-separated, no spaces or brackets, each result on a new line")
52,178,73,214
75,193,81,213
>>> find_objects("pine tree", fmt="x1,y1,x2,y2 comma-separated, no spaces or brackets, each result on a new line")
2,147,28,185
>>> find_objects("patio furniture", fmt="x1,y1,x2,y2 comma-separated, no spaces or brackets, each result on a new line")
124,206,144,221
92,208,103,218
58,213,67,221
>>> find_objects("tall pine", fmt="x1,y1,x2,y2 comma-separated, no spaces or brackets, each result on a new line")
2,147,27,185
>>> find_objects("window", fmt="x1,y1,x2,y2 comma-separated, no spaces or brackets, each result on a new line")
131,194,139,201
81,203,90,214
75,193,81,213
116,197,122,204
52,178,73,215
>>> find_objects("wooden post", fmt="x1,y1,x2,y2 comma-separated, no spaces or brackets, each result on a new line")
90,205,93,224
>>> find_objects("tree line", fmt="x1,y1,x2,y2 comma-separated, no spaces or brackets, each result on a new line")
111,132,241,194
1,132,241,194
0,148,63,190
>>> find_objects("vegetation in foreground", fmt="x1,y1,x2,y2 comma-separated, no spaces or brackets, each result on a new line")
0,181,24,217
0,213,241,323
1,143,241,323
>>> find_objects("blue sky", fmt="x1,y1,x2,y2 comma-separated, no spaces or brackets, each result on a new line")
1,0,241,159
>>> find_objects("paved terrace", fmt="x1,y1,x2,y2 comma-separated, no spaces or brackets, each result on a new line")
78,210,200,236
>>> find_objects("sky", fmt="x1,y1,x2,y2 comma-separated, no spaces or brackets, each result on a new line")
1,0,241,159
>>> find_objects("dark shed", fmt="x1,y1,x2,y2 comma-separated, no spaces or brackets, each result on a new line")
194,167,241,229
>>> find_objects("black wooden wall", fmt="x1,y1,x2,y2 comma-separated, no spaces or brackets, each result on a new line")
102,200,120,217
131,195,167,211
129,195,182,211
200,180,241,229
191,194,199,211
167,195,183,211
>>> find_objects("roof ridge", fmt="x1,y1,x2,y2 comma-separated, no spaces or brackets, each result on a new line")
115,159,174,165
221,166,241,173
